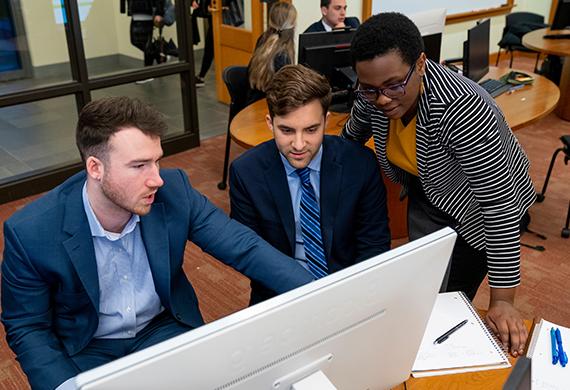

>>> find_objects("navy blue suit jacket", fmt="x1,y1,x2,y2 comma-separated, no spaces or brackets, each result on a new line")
1,169,313,390
229,136,390,304
303,16,360,33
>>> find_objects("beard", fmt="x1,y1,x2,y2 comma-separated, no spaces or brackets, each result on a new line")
100,175,152,217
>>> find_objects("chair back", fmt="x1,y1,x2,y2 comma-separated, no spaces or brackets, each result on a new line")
223,65,250,122
499,12,546,50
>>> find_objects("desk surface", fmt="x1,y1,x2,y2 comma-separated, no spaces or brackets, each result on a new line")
522,28,570,120
393,318,533,390
522,28,570,58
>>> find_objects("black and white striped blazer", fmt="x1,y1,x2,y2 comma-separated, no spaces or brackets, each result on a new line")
342,59,536,288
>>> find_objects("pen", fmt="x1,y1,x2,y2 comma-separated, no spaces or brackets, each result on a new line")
434,319,468,344
555,328,568,367
551,327,559,364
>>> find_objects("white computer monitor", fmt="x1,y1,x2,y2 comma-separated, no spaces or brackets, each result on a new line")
74,228,457,390
409,8,447,62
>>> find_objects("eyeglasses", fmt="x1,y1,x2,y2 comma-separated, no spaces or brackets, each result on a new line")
355,61,417,102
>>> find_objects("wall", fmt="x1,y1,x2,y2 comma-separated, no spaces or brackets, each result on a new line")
292,0,552,61
17,0,554,68
18,0,191,68
441,0,553,60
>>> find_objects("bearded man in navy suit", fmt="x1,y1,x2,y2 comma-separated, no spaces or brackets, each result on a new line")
1,97,314,390
229,64,390,305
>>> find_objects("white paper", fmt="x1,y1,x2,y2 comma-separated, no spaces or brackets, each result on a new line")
412,292,510,376
527,319,570,390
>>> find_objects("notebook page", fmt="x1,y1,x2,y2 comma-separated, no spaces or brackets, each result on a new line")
528,319,570,390
412,292,509,372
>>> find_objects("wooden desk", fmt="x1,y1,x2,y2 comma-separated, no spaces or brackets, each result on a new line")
393,318,533,390
230,67,559,239
522,28,570,120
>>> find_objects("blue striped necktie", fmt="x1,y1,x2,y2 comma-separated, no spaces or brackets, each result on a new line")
296,167,328,279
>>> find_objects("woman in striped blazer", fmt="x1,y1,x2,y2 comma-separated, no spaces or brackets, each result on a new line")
342,12,535,357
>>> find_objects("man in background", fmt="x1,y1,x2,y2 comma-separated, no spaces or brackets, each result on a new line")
230,65,390,305
304,0,360,33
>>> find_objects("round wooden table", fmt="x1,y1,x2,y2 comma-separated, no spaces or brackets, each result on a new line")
230,66,559,239
523,28,570,120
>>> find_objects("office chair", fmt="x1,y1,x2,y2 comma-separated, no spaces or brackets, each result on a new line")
495,12,547,72
217,66,249,190
536,135,570,238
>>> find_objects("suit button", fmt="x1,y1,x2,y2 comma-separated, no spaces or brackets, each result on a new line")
175,313,182,320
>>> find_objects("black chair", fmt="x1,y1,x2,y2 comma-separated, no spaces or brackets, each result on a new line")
495,12,547,72
536,135,570,238
217,66,250,190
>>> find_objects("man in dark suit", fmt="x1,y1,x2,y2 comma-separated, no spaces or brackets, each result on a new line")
229,65,390,305
0,97,314,390
304,0,360,33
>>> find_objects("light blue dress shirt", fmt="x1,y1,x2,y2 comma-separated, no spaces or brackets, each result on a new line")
82,184,163,339
279,146,323,270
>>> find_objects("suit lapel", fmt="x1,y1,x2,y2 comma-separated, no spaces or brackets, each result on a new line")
265,145,296,254
140,202,171,304
62,182,100,311
320,138,342,261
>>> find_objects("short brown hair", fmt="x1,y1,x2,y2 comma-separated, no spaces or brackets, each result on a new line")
76,96,167,162
266,64,332,118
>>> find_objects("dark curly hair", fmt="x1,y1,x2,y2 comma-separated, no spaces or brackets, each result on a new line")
351,12,424,66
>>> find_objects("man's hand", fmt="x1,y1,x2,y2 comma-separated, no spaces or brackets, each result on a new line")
192,1,199,10
485,287,528,357
153,15,164,27
334,21,346,29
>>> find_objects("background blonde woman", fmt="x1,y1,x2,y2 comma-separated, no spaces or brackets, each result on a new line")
247,2,297,104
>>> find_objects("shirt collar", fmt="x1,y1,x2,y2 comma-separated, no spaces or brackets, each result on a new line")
82,182,140,240
321,19,333,32
279,144,323,177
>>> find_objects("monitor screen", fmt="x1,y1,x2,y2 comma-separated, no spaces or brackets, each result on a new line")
409,8,446,62
298,29,357,89
503,356,531,390
422,33,443,63
464,19,491,82
551,0,570,30
74,228,457,390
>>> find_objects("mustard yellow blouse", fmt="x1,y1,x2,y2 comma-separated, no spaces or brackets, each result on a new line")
386,116,418,176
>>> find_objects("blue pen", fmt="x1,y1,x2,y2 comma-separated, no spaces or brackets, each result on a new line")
556,328,568,367
552,327,559,364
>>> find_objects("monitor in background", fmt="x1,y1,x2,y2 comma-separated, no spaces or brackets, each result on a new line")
463,19,491,82
298,28,357,91
74,228,457,390
408,8,447,62
551,0,570,30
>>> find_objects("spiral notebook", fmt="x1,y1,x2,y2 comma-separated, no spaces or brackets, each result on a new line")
411,292,511,377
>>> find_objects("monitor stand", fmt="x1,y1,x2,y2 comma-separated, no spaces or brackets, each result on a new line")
291,371,338,390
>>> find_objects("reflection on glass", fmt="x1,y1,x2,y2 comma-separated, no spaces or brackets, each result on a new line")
91,74,185,138
0,0,71,94
82,0,180,77
0,95,80,184
222,0,248,29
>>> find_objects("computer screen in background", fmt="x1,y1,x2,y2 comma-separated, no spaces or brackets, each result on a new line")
74,228,457,390
408,8,447,63
463,19,491,82
298,28,357,91
551,0,570,30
